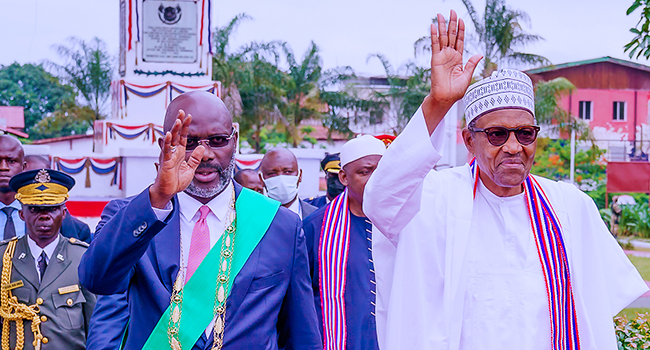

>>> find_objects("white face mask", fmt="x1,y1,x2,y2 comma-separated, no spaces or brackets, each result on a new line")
263,174,300,205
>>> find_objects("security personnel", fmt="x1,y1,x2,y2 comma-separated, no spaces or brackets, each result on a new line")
0,169,95,350
305,153,345,208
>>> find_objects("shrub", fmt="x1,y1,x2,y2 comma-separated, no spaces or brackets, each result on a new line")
615,313,650,349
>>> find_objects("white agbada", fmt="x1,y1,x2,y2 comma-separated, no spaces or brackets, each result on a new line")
364,107,649,350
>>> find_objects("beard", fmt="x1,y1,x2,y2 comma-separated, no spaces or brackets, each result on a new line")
185,156,236,198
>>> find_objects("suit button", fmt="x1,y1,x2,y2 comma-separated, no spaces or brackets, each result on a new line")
40,316,47,322
133,222,148,237
36,298,43,305
42,337,48,344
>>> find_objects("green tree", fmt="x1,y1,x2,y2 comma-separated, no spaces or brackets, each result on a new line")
49,37,113,124
280,41,324,146
625,0,650,59
30,100,95,140
534,77,591,139
416,1,549,77
0,63,75,132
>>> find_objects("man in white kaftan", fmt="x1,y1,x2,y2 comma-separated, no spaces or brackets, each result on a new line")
364,10,648,350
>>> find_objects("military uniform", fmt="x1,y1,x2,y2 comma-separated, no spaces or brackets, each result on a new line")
0,169,96,349
0,235,95,349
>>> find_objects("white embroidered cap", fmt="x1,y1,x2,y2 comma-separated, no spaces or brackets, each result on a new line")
340,135,386,168
463,69,535,125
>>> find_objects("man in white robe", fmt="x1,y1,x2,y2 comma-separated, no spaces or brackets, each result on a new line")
364,10,648,350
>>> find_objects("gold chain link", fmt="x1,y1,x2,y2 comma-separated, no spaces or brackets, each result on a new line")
0,239,43,350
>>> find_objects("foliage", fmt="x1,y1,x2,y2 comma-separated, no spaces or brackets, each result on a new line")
415,0,549,77
279,42,324,146
619,203,650,238
0,63,75,132
364,54,430,134
30,100,94,139
49,37,113,123
531,138,606,185
534,77,592,139
615,312,650,349
625,0,650,59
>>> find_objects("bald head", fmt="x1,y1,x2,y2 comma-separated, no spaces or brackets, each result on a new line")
260,148,299,177
0,136,24,196
163,91,232,133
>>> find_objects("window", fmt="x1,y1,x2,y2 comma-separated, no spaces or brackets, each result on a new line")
613,101,626,121
578,101,592,120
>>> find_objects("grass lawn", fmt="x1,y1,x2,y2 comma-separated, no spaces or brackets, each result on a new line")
617,307,650,319
627,255,650,281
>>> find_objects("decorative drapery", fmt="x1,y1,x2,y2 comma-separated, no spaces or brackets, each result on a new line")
106,122,163,145
54,157,122,189
116,80,220,118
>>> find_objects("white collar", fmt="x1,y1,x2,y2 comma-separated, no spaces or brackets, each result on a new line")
287,197,301,216
0,199,22,211
27,234,60,261
178,181,234,222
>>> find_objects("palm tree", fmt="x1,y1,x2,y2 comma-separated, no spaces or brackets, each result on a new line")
415,0,549,77
49,37,113,124
534,77,591,140
280,42,324,147
462,0,550,77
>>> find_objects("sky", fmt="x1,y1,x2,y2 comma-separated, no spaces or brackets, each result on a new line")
0,0,644,77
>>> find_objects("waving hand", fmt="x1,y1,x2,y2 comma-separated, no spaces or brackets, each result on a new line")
423,10,482,134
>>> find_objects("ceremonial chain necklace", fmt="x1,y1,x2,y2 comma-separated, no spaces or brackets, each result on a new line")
168,188,237,350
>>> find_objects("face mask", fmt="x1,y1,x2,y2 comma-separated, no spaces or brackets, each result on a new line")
326,175,345,199
263,174,300,205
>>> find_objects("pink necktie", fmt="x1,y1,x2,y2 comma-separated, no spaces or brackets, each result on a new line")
186,205,211,283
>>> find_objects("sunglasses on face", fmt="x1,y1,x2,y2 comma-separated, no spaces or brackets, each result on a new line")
469,125,541,146
186,129,236,150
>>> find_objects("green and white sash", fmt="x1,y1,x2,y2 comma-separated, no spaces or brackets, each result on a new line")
142,188,280,350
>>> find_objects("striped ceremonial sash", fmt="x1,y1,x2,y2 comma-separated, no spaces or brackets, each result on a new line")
318,190,351,350
470,159,580,350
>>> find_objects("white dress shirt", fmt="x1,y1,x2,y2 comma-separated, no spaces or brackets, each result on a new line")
152,181,235,338
287,197,301,217
0,200,25,238
27,234,60,281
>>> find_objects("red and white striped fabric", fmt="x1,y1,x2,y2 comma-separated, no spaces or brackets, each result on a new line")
318,190,351,350
470,159,580,350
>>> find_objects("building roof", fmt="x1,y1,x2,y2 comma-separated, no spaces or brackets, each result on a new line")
32,134,93,144
0,106,26,129
300,124,349,141
0,126,28,139
526,56,650,75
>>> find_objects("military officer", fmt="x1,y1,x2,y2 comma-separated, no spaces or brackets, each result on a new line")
305,153,344,209
0,168,96,350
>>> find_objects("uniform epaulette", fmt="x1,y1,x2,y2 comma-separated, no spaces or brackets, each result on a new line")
67,237,89,248
0,236,18,246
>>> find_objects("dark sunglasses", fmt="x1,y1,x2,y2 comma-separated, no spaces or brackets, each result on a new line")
186,129,236,150
469,125,540,146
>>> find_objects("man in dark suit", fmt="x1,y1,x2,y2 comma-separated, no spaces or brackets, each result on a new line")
259,148,317,220
23,155,92,243
78,91,321,350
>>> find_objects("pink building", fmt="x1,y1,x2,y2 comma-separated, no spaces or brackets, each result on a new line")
527,57,650,161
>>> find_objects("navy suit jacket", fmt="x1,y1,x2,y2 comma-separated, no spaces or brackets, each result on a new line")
78,183,322,350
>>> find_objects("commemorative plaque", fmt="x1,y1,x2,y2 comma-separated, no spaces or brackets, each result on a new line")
142,0,198,63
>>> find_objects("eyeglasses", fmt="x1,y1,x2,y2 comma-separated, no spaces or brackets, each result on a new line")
186,129,236,150
469,125,540,146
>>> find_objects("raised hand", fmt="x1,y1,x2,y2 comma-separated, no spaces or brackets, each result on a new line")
423,9,482,134
149,110,205,208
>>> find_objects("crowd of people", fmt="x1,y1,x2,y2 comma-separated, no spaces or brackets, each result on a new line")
0,9,646,350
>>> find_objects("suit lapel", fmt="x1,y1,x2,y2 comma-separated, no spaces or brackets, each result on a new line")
12,236,40,289
225,184,260,321
40,236,71,291
154,196,181,294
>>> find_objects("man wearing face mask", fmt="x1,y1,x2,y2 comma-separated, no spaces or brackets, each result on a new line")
259,148,317,219
305,153,345,209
